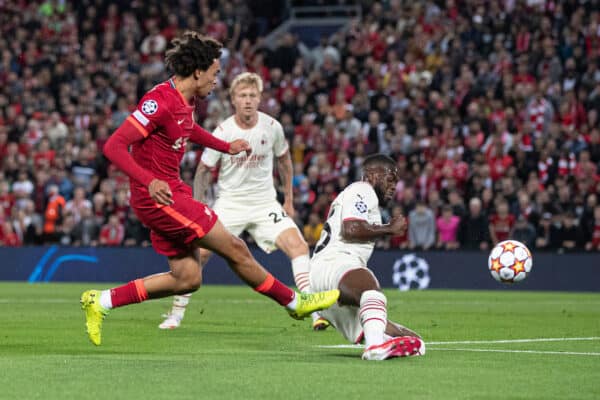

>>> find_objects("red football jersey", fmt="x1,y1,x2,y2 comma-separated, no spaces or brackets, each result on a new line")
126,79,197,204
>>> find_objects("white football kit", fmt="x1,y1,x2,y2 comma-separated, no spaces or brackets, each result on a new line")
201,111,298,252
310,181,382,343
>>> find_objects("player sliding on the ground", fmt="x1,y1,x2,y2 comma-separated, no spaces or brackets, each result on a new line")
80,31,339,346
159,72,328,331
309,154,425,360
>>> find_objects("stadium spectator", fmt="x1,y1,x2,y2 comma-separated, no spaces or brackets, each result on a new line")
123,212,150,247
303,212,323,247
18,199,43,245
436,205,460,250
555,212,584,253
408,201,435,250
1,220,21,247
65,187,92,224
535,213,554,251
71,207,100,247
99,214,124,246
510,215,537,250
458,197,490,251
42,184,65,243
489,200,515,245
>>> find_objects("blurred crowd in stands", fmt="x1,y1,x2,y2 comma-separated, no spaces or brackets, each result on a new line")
1,0,599,253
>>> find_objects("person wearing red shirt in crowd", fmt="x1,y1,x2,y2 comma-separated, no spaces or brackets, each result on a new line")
487,141,513,181
79,31,338,346
329,73,356,105
0,181,15,217
389,205,409,249
0,220,21,247
99,214,124,246
489,200,515,244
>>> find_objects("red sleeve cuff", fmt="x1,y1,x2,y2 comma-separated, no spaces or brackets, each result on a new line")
191,124,230,153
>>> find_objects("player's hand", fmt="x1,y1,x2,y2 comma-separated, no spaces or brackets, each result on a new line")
389,215,407,235
229,139,252,156
149,179,174,206
283,198,296,218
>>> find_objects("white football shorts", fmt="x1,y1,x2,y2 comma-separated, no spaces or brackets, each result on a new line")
213,197,299,253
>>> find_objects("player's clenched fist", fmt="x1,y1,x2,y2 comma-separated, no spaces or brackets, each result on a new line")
389,215,407,235
229,139,252,156
149,179,174,205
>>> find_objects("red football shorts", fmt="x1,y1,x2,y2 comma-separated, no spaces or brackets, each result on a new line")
131,183,218,256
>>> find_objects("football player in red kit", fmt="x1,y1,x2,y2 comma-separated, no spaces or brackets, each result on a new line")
80,31,339,346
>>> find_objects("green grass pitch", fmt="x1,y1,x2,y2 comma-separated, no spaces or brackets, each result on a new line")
1,282,599,400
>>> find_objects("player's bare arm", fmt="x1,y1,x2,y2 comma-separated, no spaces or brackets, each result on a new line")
193,162,212,203
276,150,295,218
229,139,252,155
342,215,406,242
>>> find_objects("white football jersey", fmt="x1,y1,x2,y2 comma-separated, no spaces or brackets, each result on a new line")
201,112,288,203
312,181,382,265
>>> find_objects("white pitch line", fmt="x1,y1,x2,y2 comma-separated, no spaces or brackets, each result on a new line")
428,337,600,345
317,337,600,349
433,348,600,356
319,344,365,349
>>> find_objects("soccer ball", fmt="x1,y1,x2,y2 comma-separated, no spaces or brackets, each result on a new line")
488,240,533,284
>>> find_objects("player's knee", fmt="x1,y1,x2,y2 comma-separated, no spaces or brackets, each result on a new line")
187,272,202,291
176,267,202,292
359,290,387,307
279,230,309,257
290,236,309,255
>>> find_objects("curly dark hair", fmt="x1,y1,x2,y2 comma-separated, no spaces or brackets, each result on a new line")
165,31,222,77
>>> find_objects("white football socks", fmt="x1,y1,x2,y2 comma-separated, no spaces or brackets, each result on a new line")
171,294,191,318
359,290,388,348
291,254,319,320
99,290,113,310
291,254,311,293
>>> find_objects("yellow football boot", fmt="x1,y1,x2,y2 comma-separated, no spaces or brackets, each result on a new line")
80,290,109,346
287,289,339,320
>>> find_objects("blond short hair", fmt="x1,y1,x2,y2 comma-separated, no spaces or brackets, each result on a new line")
229,72,263,96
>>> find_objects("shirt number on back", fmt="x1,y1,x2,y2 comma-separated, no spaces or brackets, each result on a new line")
314,222,331,254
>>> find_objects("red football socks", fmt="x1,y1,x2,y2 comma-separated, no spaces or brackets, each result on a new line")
110,279,149,308
254,273,295,306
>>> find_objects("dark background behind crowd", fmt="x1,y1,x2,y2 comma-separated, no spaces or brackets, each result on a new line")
1,0,599,254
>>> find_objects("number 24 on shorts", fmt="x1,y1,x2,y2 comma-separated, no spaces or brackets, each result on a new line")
268,210,287,223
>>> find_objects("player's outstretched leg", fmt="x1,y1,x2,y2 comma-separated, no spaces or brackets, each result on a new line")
196,221,339,319
337,268,424,360
81,279,149,345
358,290,425,360
159,249,210,329
81,250,206,345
